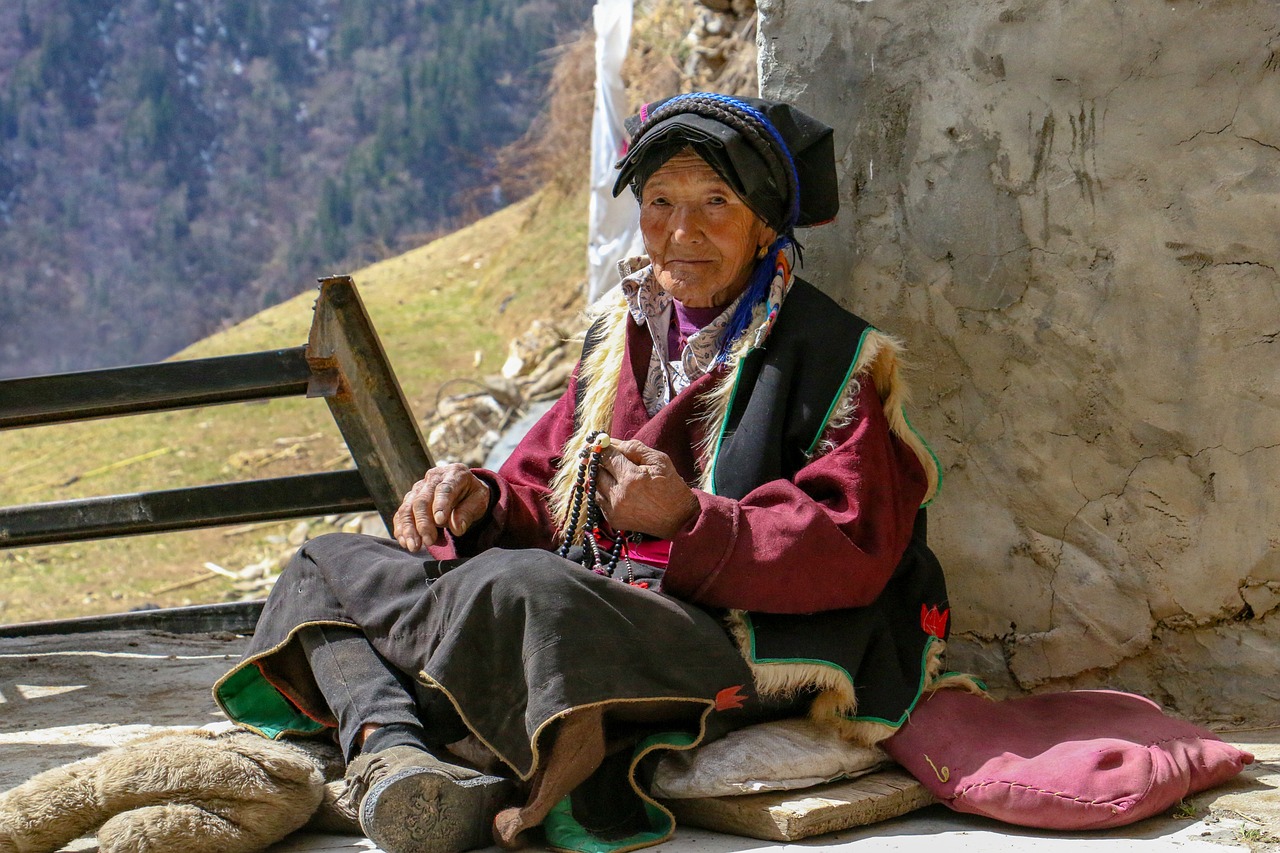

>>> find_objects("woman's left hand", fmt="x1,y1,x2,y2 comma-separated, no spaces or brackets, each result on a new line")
595,438,699,539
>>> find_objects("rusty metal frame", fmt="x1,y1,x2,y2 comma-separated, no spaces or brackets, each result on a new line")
306,275,434,524
0,275,431,553
0,347,314,430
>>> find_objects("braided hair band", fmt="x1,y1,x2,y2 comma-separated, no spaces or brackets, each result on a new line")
612,93,840,362
618,93,802,238
613,92,840,229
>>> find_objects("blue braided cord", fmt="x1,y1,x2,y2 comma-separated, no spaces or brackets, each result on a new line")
714,236,791,366
663,93,802,230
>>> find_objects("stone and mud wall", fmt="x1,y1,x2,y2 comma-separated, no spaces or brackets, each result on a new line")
758,0,1279,722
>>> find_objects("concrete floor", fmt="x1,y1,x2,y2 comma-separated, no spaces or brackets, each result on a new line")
1,630,1275,853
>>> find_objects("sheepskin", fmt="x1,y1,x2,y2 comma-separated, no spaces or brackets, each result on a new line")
0,729,325,853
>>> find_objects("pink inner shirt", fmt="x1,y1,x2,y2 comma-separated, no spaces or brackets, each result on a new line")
628,538,673,570
666,300,725,357
641,300,726,570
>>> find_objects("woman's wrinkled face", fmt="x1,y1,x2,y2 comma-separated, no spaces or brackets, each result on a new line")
639,150,776,309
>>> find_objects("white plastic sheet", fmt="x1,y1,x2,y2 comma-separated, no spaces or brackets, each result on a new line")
586,0,644,302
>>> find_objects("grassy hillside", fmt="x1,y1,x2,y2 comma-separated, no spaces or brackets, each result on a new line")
0,185,587,624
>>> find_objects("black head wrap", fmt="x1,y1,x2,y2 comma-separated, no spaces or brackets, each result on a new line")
611,93,839,236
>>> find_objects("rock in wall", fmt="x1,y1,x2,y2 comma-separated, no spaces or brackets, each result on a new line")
758,0,1280,722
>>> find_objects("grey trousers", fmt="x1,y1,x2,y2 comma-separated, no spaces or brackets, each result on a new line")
296,623,466,760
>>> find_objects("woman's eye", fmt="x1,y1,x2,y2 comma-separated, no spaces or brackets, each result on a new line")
708,196,727,205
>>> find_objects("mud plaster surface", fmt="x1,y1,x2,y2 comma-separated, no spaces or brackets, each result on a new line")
759,0,1280,722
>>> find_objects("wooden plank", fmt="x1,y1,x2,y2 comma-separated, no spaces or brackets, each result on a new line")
663,768,935,842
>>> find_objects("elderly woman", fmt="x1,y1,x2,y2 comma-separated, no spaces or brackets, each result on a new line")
214,94,952,853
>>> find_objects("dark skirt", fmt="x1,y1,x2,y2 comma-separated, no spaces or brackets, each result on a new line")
215,533,761,781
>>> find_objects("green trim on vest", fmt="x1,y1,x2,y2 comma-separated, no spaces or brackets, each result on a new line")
837,636,940,727
542,731,697,853
705,358,748,498
804,325,873,458
742,610,856,682
901,407,944,507
542,799,671,853
742,612,952,729
214,663,326,740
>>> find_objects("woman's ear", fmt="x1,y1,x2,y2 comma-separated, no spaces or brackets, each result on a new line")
757,226,778,255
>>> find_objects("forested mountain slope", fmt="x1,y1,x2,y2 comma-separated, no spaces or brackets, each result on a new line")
0,0,591,378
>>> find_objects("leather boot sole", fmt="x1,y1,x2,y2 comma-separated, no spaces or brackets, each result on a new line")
360,767,512,853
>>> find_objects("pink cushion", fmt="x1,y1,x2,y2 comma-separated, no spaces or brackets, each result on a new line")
884,689,1252,830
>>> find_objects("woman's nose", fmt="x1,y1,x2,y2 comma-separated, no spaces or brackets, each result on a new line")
669,206,702,241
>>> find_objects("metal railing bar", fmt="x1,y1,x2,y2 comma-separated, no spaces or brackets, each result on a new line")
0,600,267,638
0,470,375,548
0,347,315,430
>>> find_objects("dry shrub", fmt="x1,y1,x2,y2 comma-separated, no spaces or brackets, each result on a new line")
493,0,757,198
494,29,597,198
623,0,700,105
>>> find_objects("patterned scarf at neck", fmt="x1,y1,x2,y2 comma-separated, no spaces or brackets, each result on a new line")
617,260,743,416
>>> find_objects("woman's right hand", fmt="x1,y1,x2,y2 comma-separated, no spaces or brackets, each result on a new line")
393,463,491,552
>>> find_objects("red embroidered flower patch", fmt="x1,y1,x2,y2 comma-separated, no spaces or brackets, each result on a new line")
920,604,950,638
715,685,748,711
